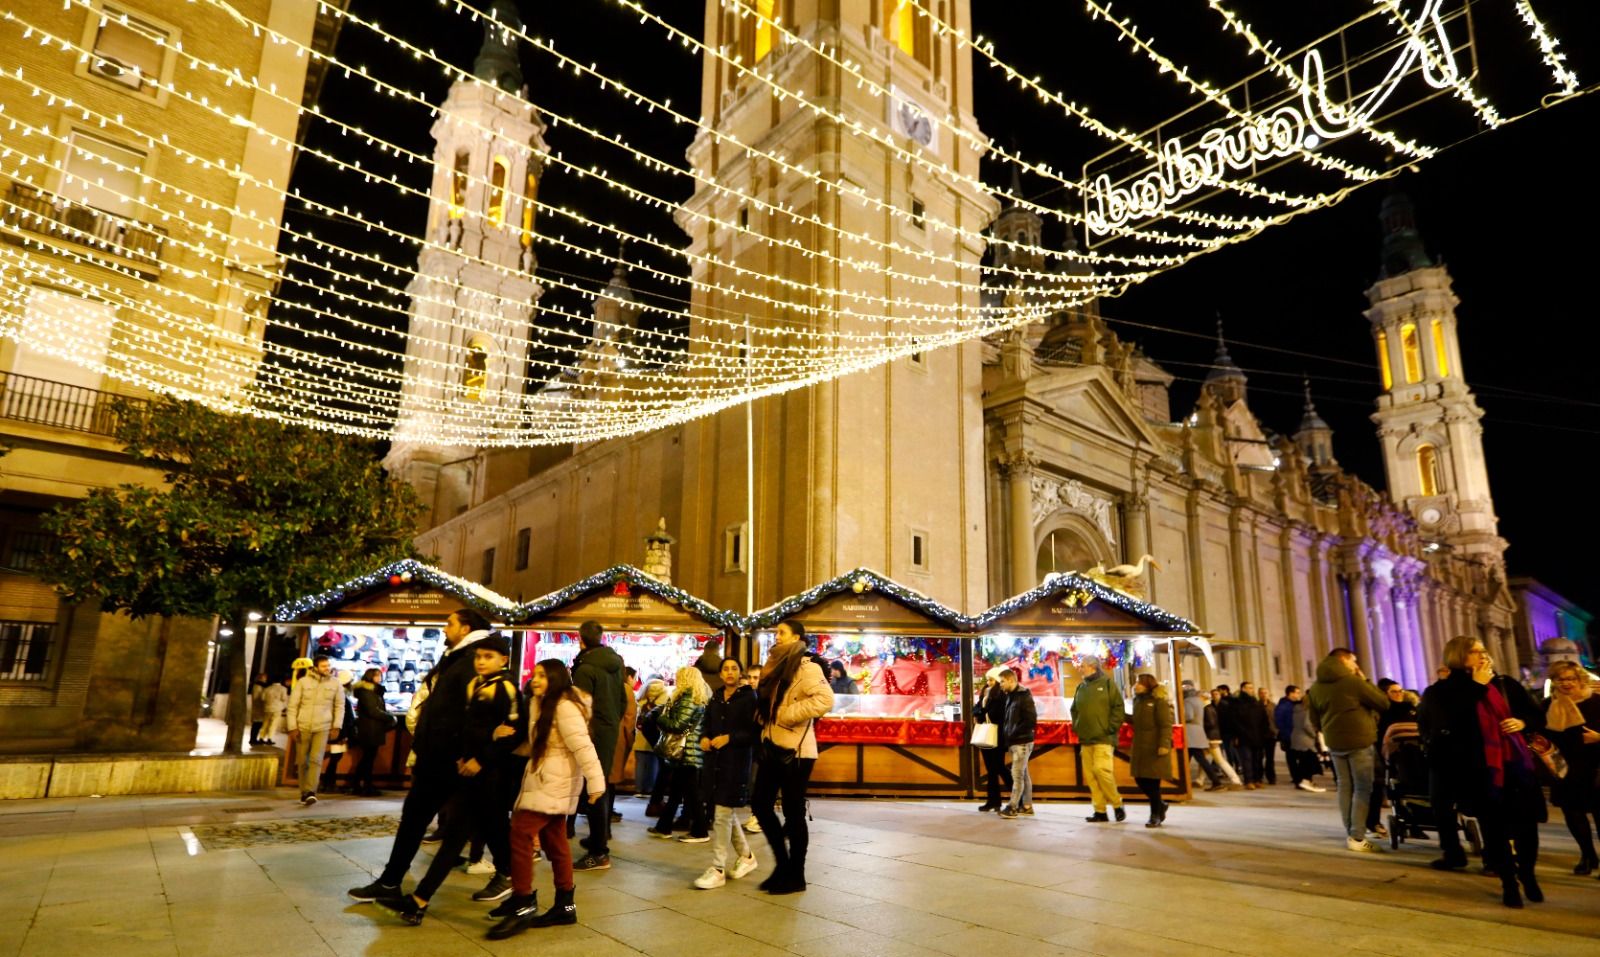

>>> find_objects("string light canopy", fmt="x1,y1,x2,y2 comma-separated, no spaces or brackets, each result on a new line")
0,1,1585,446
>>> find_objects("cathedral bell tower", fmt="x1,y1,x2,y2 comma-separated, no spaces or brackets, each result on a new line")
676,0,997,611
1364,193,1504,562
385,0,547,524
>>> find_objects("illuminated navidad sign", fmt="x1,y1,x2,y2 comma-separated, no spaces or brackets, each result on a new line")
1084,0,1472,241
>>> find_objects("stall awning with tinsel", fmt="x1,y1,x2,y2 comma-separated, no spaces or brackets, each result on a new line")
743,568,972,635
971,572,1201,635
269,558,522,623
516,564,741,633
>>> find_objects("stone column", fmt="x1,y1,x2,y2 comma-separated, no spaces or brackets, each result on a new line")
1003,450,1038,595
1346,573,1377,670
1123,490,1151,600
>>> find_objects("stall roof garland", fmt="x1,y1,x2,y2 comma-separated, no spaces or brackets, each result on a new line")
516,564,742,632
744,568,972,632
269,558,522,622
970,572,1201,634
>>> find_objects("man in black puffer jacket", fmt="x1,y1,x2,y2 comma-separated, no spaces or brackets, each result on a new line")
348,608,495,908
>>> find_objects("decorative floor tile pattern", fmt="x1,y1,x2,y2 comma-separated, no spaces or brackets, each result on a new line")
188,814,400,850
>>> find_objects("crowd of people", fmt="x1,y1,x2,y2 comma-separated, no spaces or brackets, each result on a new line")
266,610,1597,928
319,610,832,939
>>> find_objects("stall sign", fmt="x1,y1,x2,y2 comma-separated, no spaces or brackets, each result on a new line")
332,586,455,621
793,589,962,635
522,588,716,633
983,593,1159,633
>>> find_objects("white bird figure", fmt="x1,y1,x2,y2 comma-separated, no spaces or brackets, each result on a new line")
1103,554,1161,580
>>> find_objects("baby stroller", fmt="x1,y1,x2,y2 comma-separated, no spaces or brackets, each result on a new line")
1382,721,1482,853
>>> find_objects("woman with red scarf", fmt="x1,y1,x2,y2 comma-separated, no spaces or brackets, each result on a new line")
1418,635,1546,908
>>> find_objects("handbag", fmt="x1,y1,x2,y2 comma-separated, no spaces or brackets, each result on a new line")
761,719,814,767
1526,732,1567,782
655,730,688,764
970,721,999,749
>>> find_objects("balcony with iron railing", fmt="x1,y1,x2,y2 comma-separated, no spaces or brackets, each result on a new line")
0,370,145,438
0,181,167,276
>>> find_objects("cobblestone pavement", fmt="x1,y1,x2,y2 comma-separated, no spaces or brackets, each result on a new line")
1,783,1596,956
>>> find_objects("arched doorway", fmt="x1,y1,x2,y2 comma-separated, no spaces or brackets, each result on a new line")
1034,516,1113,584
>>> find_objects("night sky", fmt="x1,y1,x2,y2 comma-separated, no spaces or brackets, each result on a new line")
275,2,1600,611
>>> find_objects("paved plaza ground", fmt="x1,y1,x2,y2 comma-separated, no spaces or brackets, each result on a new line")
2,782,1597,957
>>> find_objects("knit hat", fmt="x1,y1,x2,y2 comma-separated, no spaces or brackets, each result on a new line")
475,633,511,658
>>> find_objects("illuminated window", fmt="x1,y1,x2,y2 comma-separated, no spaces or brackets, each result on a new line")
1431,319,1450,377
463,341,489,400
884,0,930,65
1400,323,1423,383
85,4,174,101
520,170,539,248
754,0,774,63
1417,444,1440,497
488,156,510,227
449,151,470,219
1376,330,1393,390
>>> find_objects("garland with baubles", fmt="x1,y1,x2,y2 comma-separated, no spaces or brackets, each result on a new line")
269,558,520,622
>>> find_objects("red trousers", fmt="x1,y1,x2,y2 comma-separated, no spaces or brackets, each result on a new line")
511,810,572,896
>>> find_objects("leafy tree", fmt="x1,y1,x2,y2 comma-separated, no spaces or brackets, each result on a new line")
39,397,423,753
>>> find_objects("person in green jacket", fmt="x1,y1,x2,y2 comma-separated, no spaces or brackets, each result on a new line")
1305,648,1389,852
1072,656,1126,823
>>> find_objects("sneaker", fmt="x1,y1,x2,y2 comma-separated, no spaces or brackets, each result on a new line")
573,853,611,871
471,874,513,902
1369,825,1390,840
299,793,317,807
647,827,675,839
486,894,537,937
1019,806,1035,815
375,894,426,925
463,859,497,875
678,834,710,844
728,854,758,880
1085,812,1109,823
421,829,442,845
977,803,998,812
998,806,1019,820
1346,837,1377,853
1113,806,1126,823
693,867,726,889
348,879,400,902
743,817,763,833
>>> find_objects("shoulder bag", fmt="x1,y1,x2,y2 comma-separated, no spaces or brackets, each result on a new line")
970,720,999,749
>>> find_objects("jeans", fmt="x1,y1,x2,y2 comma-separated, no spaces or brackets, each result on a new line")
1207,744,1242,784
511,810,573,896
1287,748,1320,784
413,771,513,901
635,751,660,796
295,729,330,794
1329,746,1376,841
1008,743,1034,809
752,756,815,878
581,783,616,856
378,760,463,887
981,745,1012,806
656,764,708,837
1083,743,1122,811
1261,741,1278,784
710,804,753,870
1187,748,1222,786
1236,743,1260,785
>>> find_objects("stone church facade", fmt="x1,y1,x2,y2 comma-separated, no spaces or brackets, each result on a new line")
390,1,1516,692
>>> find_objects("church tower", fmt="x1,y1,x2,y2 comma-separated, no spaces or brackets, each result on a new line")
675,0,997,611
1364,193,1504,561
385,1,547,524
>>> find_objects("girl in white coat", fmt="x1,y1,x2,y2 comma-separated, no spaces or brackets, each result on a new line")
487,659,606,940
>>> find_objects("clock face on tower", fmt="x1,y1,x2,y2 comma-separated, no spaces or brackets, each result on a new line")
897,100,933,148
1419,506,1442,526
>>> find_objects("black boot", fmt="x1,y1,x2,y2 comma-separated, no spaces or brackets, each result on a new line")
485,894,538,939
530,887,576,927
757,855,791,892
1500,875,1523,909
1519,867,1543,903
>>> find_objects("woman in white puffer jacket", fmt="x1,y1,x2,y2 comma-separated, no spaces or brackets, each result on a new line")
487,658,606,941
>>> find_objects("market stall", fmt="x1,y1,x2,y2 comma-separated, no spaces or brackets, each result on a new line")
746,569,975,798
267,559,521,790
970,573,1206,802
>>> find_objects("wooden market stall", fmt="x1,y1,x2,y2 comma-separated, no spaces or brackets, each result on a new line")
266,558,521,791
970,573,1207,802
514,564,740,683
745,569,976,798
